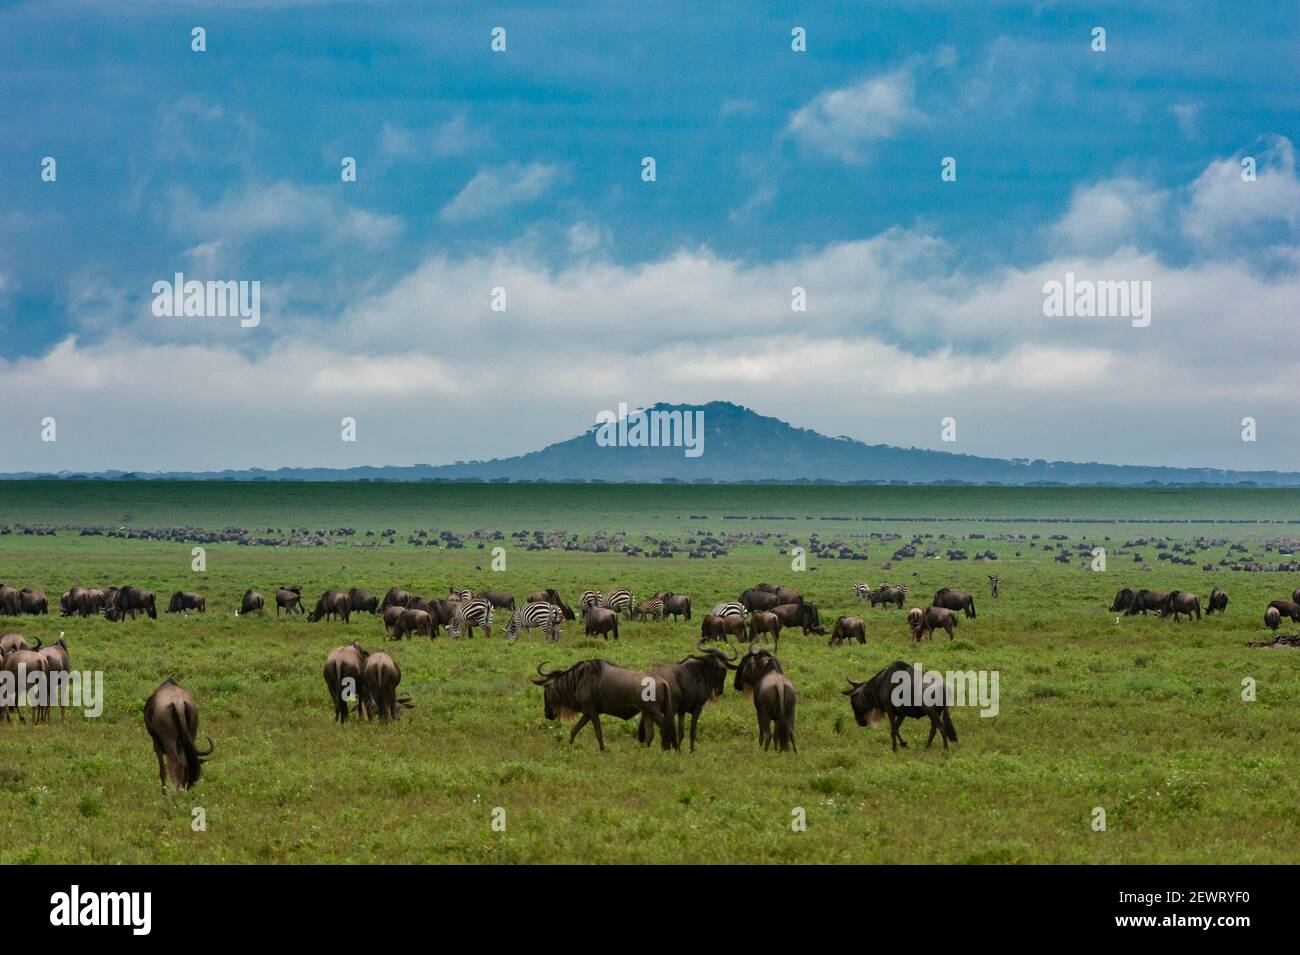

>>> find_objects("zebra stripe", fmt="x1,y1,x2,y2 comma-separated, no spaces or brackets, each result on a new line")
449,596,493,638
579,589,603,611
449,587,472,602
503,602,563,641
633,598,664,621
602,588,635,617
712,601,745,618
852,583,871,601
988,575,1002,597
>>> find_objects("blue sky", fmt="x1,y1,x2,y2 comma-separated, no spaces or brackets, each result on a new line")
1,1,1297,472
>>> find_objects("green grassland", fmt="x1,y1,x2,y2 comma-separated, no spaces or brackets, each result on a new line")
0,481,1297,864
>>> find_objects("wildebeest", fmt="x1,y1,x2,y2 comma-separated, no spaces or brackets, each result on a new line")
167,591,206,614
0,585,19,615
37,636,71,720
275,587,304,617
19,588,47,615
361,650,414,722
1206,588,1229,615
637,642,737,751
1294,588,1300,606
1264,606,1281,631
733,646,796,753
348,588,379,614
62,587,105,617
532,659,678,751
664,594,692,621
1109,588,1136,613
773,586,803,605
1125,590,1169,616
739,588,781,612
747,610,783,652
308,590,351,623
0,632,33,655
771,601,824,636
392,608,435,640
1267,599,1300,623
240,589,265,615
382,604,405,637
828,615,865,647
528,588,576,620
144,679,213,789
583,606,620,641
933,588,976,619
843,661,957,752
869,584,907,609
1,647,48,723
323,642,369,723
381,587,413,610
699,612,746,643
1161,591,1201,621
111,586,157,621
906,607,924,637
915,605,958,641
478,590,516,611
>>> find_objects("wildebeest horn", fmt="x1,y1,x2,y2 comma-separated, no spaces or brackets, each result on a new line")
196,736,215,758
29,637,42,651
845,676,864,688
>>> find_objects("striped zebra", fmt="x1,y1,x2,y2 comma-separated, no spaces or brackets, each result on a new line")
712,601,745,619
988,575,1002,598
503,602,563,641
449,596,493,638
579,590,603,612
632,598,665,621
852,583,872,601
602,588,635,619
449,587,472,602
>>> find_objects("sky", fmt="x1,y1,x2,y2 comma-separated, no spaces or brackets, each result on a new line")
0,0,1297,474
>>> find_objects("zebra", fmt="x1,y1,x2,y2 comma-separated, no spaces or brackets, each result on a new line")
712,601,745,619
852,583,872,601
602,588,635,619
988,575,1002,598
503,602,563,641
449,587,472,602
632,598,665,621
579,589,603,612
449,596,493,638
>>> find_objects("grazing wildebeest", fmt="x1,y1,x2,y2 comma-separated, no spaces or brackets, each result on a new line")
308,590,351,623
406,596,432,614
1126,590,1169,616
933,588,976,619
348,588,379,614
323,642,369,723
531,659,678,752
739,588,781,612
771,601,825,636
0,585,19,616
19,588,47,615
167,591,206,614
753,583,780,594
637,642,737,751
583,606,620,641
843,661,957,752
747,610,783,652
528,589,576,620
773,586,803,605
36,637,70,720
143,679,213,789
828,615,865,647
478,590,516,611
240,589,265,615
915,605,958,641
664,594,692,621
869,584,907,609
1206,588,1229,616
275,587,304,617
700,612,746,643
0,633,33,655
382,604,405,637
1264,607,1282,631
1162,591,1201,621
1,646,48,723
63,587,105,618
361,651,414,722
381,588,413,610
1267,599,1300,623
392,608,434,640
113,586,157,620
906,607,924,638
733,646,797,753
1109,588,1136,613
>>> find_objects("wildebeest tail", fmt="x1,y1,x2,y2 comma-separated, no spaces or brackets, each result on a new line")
169,702,210,788
659,681,677,751
773,682,792,752
942,706,957,743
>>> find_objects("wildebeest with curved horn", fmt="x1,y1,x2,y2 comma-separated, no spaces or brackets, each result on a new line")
362,650,414,722
143,678,213,790
240,589,265,615
1109,588,1136,613
308,590,351,623
167,591,206,614
733,646,796,753
1206,588,1229,616
829,615,865,647
1161,591,1201,621
637,642,737,751
933,588,976,619
532,659,678,752
275,586,304,617
323,641,369,722
843,661,957,752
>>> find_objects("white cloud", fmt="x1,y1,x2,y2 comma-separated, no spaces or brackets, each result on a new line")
440,162,563,223
1182,136,1300,248
1050,178,1169,255
786,67,922,162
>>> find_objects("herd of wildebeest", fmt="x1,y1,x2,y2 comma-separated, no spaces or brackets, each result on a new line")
1,573,1297,792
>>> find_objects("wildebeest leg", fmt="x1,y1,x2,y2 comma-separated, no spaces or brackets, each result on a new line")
154,746,167,791
568,713,590,746
889,713,903,751
926,715,938,748
590,714,606,751
759,714,771,750
686,711,695,752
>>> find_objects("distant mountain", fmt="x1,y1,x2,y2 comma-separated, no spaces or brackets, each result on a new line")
5,402,1300,486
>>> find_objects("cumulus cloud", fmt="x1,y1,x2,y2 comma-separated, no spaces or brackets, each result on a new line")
786,67,923,162
1182,136,1300,248
440,162,564,223
1050,178,1170,255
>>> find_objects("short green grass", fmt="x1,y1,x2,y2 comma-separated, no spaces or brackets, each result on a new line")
0,482,1297,863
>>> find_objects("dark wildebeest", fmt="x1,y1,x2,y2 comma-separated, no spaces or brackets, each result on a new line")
933,588,976,619
241,589,265,615
733,646,797,753
381,587,413,610
774,586,803,605
582,606,620,641
64,587,106,618
406,596,432,614
829,615,866,647
361,650,414,722
1264,606,1282,631
113,586,157,620
19,588,47,615
1267,599,1300,623
167,591,206,614
747,610,783,652
753,583,779,594
843,661,957,752
1162,591,1201,622
771,601,825,636
348,588,379,614
2,647,48,723
1294,588,1300,606
664,594,692,621
479,590,516,611
1206,588,1229,616
392,608,434,640
382,604,405,637
1125,590,1169,616
323,642,369,723
528,589,576,620
531,659,678,752
308,590,351,623
700,612,746,643
870,585,907,609
915,605,958,641
1109,588,1136,613
37,637,70,721
906,607,924,638
739,588,781,612
275,587,304,617
0,585,19,616
143,679,213,790
637,642,737,751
